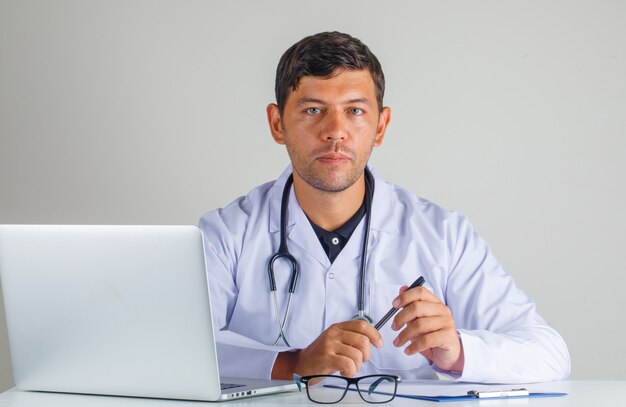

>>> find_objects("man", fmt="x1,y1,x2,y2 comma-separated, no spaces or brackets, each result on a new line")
199,31,570,383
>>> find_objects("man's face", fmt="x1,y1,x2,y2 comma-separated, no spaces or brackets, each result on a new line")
267,69,390,193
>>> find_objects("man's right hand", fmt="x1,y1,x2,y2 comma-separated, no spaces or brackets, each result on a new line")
271,320,383,379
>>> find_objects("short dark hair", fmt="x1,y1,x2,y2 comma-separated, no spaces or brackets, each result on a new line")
274,31,385,114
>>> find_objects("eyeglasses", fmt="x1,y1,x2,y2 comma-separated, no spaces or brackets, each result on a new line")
296,374,401,404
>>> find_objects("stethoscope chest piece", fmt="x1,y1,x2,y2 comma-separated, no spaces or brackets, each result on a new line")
351,310,374,324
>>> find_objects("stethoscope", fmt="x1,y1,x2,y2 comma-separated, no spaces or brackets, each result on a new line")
268,169,374,347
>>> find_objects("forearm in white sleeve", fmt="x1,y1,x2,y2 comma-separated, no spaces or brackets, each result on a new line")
457,326,570,383
215,330,289,379
200,215,290,379
443,216,571,383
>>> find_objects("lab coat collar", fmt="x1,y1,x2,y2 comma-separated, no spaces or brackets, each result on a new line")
268,165,297,234
368,166,399,234
268,166,329,266
268,165,398,235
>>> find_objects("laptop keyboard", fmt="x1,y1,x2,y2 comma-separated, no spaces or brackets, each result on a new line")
221,382,245,390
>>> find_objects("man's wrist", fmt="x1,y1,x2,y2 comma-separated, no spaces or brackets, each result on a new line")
449,335,465,373
271,349,301,380
438,336,465,374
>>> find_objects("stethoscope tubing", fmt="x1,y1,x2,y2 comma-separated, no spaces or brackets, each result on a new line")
268,169,374,346
267,174,299,294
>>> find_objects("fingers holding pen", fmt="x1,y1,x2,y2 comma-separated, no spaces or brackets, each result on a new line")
386,284,463,371
294,320,384,377
392,316,450,347
393,285,443,309
342,320,384,350
390,297,447,331
389,285,452,338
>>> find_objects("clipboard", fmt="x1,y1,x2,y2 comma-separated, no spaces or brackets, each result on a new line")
393,388,568,402
334,386,567,403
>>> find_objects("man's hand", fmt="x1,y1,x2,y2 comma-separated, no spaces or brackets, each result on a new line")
272,320,383,379
391,285,464,372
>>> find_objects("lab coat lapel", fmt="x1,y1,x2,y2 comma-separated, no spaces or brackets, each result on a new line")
287,191,331,268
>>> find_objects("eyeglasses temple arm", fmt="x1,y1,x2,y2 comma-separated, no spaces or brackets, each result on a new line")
367,377,388,395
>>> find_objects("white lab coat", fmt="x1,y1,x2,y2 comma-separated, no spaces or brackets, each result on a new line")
199,166,570,383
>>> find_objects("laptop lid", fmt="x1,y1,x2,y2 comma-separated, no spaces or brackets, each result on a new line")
0,225,295,401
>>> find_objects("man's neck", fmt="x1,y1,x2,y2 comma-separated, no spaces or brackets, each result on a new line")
292,173,365,231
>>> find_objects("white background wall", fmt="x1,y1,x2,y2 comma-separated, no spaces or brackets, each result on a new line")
1,0,625,392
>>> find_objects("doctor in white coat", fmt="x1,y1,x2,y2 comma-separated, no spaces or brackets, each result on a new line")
199,31,570,384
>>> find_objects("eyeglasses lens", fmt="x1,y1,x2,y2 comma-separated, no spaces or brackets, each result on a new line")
357,376,396,403
307,376,348,404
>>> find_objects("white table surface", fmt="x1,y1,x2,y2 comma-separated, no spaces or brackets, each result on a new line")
0,380,624,406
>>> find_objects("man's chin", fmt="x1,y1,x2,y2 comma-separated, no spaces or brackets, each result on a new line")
293,162,364,192
305,173,360,193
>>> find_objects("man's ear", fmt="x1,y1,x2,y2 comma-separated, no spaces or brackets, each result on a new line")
267,103,286,145
373,106,391,147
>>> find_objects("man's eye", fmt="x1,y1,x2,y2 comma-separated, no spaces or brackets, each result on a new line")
349,108,364,115
306,107,321,115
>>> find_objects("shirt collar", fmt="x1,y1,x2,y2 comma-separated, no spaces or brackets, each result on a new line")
308,196,366,240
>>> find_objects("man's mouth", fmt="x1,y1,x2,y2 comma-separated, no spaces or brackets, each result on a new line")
316,152,352,164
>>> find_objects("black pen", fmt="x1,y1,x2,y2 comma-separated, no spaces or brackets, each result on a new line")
373,276,425,330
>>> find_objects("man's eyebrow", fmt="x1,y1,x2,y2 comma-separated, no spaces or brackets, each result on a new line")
345,98,372,106
295,97,373,106
295,97,326,106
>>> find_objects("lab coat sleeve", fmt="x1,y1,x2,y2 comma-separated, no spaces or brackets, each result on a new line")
443,216,571,383
200,214,288,379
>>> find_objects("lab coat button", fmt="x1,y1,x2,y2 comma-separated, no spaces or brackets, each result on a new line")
328,273,335,279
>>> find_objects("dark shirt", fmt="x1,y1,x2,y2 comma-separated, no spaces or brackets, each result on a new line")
308,200,366,263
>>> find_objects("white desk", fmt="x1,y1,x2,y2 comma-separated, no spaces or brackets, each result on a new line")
0,381,624,406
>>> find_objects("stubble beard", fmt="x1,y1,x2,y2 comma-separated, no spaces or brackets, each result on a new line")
286,142,373,193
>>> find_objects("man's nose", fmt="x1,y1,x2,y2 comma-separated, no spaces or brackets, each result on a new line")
322,111,347,141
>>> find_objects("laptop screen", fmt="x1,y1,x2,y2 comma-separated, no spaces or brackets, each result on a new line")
0,225,223,400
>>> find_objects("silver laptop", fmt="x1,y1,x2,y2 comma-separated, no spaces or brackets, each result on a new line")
0,225,298,401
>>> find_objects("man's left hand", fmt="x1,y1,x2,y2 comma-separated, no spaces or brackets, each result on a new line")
391,285,464,373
